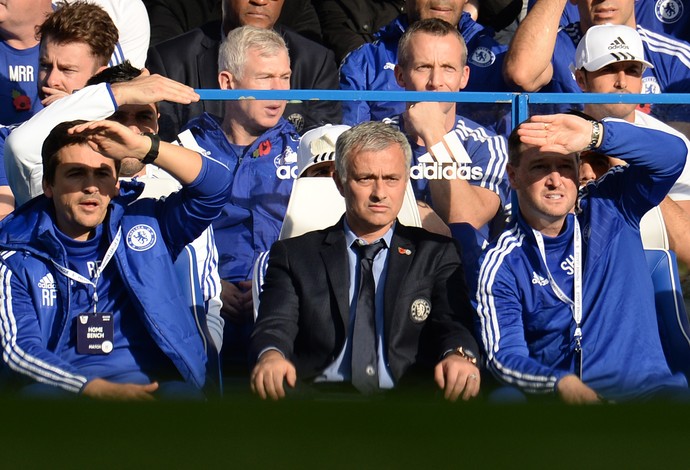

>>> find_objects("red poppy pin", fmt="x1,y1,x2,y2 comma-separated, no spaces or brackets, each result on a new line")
398,247,412,256
258,140,272,156
12,90,30,111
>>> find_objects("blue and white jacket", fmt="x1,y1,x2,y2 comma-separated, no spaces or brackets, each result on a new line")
339,13,509,127
474,119,689,401
0,156,231,394
385,113,510,240
180,113,299,282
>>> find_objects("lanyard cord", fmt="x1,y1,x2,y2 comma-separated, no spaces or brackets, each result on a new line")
52,227,122,313
533,216,583,378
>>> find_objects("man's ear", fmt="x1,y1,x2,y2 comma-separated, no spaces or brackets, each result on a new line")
574,69,587,92
218,70,234,90
333,171,345,197
507,164,518,189
459,65,470,90
394,64,406,88
42,179,53,198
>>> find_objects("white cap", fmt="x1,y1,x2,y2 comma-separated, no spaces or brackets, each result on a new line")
574,24,654,72
297,124,351,177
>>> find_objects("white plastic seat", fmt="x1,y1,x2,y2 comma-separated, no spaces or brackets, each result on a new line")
278,177,421,239
645,249,690,380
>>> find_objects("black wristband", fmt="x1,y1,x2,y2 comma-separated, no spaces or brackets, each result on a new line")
141,132,160,165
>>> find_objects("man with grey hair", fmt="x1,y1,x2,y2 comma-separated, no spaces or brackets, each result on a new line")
250,121,480,401
178,25,299,376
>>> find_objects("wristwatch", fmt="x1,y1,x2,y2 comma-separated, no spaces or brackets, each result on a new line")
585,120,602,151
452,347,478,365
141,132,161,165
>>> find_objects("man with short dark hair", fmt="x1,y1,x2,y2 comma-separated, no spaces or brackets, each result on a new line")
389,18,509,247
475,113,689,403
0,118,231,399
339,0,508,126
0,0,149,126
250,121,480,401
0,0,151,217
6,20,199,207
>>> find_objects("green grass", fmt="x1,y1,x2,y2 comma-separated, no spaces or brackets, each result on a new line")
3,394,690,468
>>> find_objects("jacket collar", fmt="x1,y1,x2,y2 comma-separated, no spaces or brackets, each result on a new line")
319,217,416,336
383,224,415,340
191,112,299,157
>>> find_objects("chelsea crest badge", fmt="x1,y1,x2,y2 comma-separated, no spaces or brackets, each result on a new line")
126,224,157,251
410,298,431,323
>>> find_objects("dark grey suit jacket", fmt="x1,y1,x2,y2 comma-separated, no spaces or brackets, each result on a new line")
146,20,341,141
250,220,478,386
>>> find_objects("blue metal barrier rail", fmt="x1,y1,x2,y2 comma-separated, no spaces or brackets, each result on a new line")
195,89,690,130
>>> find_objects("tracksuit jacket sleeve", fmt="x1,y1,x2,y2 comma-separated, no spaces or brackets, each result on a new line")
475,251,570,393
192,227,224,352
339,48,373,125
596,118,688,222
155,154,232,257
0,260,89,393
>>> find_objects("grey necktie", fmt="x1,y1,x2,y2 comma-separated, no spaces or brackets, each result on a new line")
351,239,385,394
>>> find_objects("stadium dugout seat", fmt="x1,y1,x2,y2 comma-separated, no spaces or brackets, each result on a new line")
278,177,421,239
645,249,690,381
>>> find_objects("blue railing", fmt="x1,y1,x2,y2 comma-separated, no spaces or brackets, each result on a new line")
195,89,690,129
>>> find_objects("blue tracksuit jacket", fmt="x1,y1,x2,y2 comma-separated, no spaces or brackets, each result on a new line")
474,118,689,401
0,156,231,394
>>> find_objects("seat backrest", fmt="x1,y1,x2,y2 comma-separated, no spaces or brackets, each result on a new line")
174,246,222,394
640,206,669,250
278,177,421,240
645,249,690,380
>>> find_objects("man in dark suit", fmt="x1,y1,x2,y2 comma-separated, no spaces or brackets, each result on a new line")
250,121,480,401
145,0,340,140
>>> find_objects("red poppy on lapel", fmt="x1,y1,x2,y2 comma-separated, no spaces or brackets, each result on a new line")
258,140,272,156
